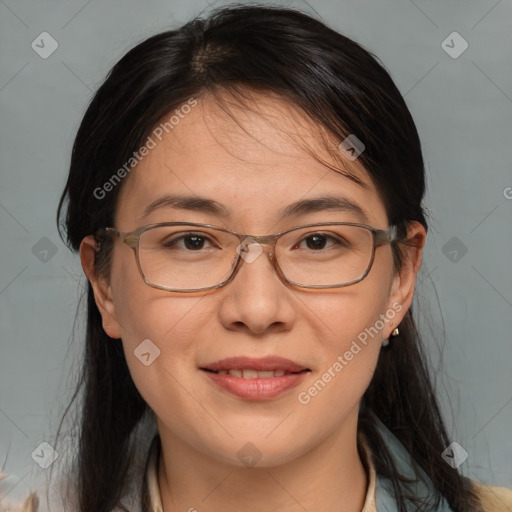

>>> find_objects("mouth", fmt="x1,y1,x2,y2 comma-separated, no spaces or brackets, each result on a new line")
200,355,311,375
200,356,311,400
201,368,310,378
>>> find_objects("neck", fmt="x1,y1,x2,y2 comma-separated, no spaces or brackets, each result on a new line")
157,413,368,512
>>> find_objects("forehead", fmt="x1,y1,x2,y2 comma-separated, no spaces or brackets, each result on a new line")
115,91,388,231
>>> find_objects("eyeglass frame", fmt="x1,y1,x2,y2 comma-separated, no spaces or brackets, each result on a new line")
97,221,399,293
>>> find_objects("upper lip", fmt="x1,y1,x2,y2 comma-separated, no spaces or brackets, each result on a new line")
201,356,310,373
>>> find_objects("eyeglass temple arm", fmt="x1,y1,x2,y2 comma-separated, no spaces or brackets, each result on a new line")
374,225,398,246
102,227,139,248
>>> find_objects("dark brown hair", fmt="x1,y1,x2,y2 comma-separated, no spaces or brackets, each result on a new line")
56,4,482,511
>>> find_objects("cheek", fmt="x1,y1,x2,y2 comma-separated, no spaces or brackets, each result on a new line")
291,318,381,448
108,252,208,399
115,293,230,456
295,255,395,411
115,293,215,442
110,248,204,344
300,267,394,355
114,292,208,374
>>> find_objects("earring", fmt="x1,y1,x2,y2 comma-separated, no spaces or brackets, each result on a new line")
382,326,400,347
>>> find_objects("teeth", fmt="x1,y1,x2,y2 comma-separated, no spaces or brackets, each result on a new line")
217,369,291,378
242,369,259,379
256,370,274,378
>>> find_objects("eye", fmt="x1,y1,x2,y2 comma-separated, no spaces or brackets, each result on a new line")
295,233,347,251
162,232,219,251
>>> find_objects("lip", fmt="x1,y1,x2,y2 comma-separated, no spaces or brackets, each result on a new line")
201,370,310,400
200,356,311,401
201,356,309,373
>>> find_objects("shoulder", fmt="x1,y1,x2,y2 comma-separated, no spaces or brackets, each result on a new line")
470,480,512,512
0,471,38,512
0,491,39,512
21,492,39,512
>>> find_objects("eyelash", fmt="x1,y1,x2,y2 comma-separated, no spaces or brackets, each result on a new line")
162,232,346,251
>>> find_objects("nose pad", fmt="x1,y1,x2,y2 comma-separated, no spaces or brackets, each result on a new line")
236,237,267,265
232,239,281,285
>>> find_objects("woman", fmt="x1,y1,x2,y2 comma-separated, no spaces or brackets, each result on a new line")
19,4,512,512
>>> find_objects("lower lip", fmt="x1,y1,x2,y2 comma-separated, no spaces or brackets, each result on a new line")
201,370,309,400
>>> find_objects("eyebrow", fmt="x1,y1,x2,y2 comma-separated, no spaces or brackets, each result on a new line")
140,193,369,223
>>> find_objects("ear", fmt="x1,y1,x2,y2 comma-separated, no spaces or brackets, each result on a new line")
383,221,427,338
79,235,122,339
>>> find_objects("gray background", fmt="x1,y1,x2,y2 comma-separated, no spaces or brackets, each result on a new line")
1,0,511,508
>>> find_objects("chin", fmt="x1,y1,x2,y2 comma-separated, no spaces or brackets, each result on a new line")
200,433,313,469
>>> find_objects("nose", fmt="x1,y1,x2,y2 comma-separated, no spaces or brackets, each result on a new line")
217,241,296,335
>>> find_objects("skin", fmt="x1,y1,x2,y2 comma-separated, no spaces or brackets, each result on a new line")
80,91,426,512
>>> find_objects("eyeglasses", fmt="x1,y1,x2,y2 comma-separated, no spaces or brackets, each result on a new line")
98,222,398,293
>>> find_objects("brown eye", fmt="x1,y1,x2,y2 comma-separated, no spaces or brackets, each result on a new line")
162,233,217,251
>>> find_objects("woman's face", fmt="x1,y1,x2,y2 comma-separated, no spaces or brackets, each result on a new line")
82,92,423,467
